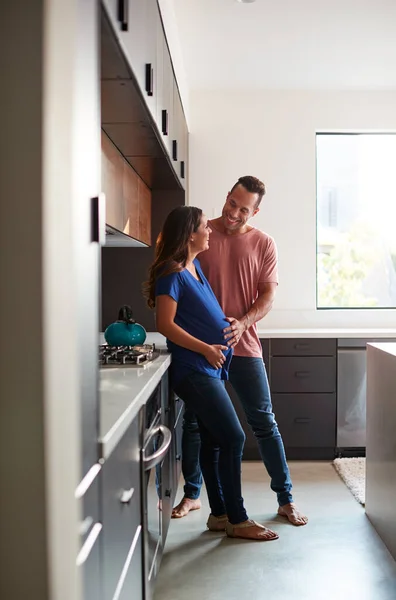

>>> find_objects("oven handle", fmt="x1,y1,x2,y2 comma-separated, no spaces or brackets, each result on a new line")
143,425,172,471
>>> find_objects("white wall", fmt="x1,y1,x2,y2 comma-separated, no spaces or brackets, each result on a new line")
189,89,396,329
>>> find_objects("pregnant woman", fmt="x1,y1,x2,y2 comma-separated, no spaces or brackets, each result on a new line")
144,205,278,541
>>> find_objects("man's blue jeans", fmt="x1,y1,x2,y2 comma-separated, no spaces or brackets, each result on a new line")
181,407,202,500
181,356,293,507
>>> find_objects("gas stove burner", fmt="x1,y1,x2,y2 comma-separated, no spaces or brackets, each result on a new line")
99,343,159,367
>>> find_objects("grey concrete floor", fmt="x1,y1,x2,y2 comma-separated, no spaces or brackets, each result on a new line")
154,461,396,600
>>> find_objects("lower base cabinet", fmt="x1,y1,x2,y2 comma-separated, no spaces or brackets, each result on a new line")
228,339,337,461
93,369,182,600
102,414,144,600
102,370,183,600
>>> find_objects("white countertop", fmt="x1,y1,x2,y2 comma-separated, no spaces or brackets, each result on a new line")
256,328,396,338
99,333,170,459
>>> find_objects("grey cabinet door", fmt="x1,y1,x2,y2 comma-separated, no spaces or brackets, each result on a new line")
161,39,174,158
102,416,143,600
117,526,144,600
172,84,187,188
78,470,102,600
75,0,101,478
101,0,119,33
102,0,157,117
81,525,103,600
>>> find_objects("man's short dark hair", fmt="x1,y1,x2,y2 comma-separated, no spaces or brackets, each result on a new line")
230,176,266,207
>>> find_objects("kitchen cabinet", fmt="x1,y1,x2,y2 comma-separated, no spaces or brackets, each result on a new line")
101,131,151,245
158,39,174,158
172,83,188,189
98,367,181,600
269,339,337,460
102,0,157,119
102,413,144,600
228,339,337,460
101,2,189,191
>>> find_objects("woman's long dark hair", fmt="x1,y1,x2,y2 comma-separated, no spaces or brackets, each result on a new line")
144,206,203,309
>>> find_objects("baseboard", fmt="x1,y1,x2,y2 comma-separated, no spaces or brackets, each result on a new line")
336,447,366,458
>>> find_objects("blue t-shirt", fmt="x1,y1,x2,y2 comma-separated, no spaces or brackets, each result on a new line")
155,259,233,385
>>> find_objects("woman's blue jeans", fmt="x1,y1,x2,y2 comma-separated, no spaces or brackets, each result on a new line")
173,370,248,525
180,357,293,507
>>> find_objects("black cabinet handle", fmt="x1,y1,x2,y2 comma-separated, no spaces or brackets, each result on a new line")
91,194,105,244
165,489,172,498
294,418,311,424
117,0,129,31
180,160,185,179
161,109,168,135
294,343,310,350
294,371,310,378
172,140,178,161
175,454,181,461
145,63,154,96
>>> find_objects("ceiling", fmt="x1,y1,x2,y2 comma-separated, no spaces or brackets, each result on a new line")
172,0,396,90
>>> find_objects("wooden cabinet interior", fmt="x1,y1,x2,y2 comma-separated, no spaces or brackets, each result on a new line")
101,131,151,245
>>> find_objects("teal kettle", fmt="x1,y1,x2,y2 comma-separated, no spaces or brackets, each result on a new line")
104,305,147,347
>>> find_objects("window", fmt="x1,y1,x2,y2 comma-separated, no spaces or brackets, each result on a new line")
316,132,396,309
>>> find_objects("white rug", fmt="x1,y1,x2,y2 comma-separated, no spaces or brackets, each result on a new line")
333,457,366,505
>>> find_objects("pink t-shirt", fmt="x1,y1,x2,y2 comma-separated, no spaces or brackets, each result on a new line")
199,223,278,358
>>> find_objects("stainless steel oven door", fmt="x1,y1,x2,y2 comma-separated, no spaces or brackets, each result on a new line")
143,417,172,589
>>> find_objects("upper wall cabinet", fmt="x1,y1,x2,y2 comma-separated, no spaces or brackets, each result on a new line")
173,82,188,189
101,0,187,190
102,0,157,125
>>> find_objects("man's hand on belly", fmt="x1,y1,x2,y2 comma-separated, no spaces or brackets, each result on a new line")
223,317,246,348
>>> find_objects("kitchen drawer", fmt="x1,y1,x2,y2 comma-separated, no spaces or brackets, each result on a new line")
271,356,336,393
273,394,336,448
102,417,142,600
270,338,336,357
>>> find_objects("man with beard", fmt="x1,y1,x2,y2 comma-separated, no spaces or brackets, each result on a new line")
172,176,307,528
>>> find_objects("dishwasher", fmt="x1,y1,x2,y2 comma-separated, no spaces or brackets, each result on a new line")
337,338,396,455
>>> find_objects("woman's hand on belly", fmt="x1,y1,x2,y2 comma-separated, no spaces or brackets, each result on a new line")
203,344,229,369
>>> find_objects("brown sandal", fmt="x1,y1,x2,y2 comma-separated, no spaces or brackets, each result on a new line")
226,519,279,541
206,513,228,531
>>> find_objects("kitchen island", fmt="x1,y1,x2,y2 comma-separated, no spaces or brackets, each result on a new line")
365,342,396,561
